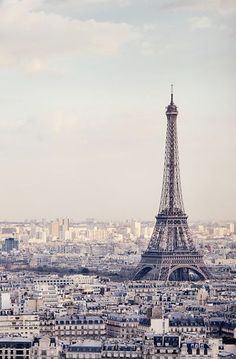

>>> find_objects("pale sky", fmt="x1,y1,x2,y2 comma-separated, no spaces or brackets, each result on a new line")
0,0,235,221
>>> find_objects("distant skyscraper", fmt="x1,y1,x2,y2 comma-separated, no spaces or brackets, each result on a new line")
60,218,70,232
50,218,70,240
229,223,235,234
2,238,19,253
50,220,60,238
133,88,211,281
131,221,141,238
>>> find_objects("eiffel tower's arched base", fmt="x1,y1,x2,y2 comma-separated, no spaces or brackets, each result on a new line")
133,250,211,281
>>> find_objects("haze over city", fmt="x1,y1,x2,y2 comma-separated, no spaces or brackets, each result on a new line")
1,2,236,358
0,0,235,221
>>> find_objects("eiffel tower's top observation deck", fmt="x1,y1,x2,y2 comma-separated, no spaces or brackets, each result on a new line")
166,84,178,116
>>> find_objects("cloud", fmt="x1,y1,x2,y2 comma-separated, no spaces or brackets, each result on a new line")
23,58,63,76
161,0,236,15
43,0,131,7
190,16,212,29
25,59,48,74
216,0,236,15
0,0,139,69
0,110,80,139
43,111,80,134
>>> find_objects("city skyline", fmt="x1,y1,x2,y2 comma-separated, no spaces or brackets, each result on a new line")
0,0,235,221
0,2,235,355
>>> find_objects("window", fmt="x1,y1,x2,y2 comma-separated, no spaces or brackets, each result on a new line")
16,350,24,355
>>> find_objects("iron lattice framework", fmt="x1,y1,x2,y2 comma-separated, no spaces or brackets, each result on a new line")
133,87,211,281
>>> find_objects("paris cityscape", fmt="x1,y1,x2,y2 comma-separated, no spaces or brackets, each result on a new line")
0,92,235,358
0,214,236,358
0,0,236,358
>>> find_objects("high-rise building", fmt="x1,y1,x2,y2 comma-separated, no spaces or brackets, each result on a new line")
61,217,70,231
229,222,235,234
50,218,70,240
2,238,19,253
131,221,141,238
50,220,60,238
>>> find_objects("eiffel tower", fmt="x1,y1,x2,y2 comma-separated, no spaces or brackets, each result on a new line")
133,87,211,281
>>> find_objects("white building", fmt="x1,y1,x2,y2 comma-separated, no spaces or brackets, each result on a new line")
0,292,11,310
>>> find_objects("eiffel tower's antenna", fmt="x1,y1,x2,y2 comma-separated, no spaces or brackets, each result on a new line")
171,84,174,104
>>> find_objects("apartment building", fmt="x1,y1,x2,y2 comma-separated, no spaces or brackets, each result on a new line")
107,314,140,339
0,312,40,337
54,315,106,341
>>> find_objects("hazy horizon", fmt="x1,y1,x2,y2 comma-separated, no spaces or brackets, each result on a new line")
0,0,235,221
0,217,235,224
